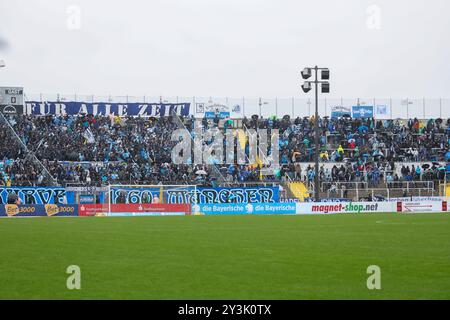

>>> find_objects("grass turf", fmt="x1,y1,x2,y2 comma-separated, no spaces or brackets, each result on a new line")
0,213,449,299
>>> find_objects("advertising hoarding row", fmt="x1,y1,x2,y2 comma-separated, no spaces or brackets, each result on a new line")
0,201,448,218
194,201,449,215
0,204,190,217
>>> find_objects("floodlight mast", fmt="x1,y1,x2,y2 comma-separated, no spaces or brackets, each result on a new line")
301,66,330,202
314,67,320,203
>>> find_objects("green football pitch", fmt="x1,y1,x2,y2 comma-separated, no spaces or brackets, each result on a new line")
0,213,449,300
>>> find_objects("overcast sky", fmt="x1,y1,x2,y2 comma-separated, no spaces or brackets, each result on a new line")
0,0,449,99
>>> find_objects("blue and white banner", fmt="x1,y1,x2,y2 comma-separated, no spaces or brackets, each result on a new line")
205,111,230,119
110,186,280,204
193,203,296,215
25,101,191,117
331,106,351,119
79,194,96,204
376,105,388,115
195,187,279,204
352,106,374,118
0,187,67,205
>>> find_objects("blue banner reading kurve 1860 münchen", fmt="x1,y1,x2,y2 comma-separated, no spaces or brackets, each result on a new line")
109,186,280,204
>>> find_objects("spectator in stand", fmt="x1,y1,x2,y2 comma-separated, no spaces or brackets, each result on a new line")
0,114,449,187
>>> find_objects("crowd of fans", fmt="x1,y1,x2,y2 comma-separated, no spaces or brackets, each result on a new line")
1,114,450,187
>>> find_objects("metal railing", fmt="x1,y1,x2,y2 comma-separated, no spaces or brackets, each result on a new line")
24,94,450,119
322,181,368,191
386,181,435,191
355,188,437,200
326,180,436,200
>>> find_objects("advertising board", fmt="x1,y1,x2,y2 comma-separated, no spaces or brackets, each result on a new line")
0,204,78,217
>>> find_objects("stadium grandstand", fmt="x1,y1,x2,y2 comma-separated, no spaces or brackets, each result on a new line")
1,95,450,205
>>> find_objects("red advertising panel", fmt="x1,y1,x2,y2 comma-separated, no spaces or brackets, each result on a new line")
78,204,107,217
78,204,191,216
110,204,191,214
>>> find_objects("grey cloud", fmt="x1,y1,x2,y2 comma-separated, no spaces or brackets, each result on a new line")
0,37,9,50
0,0,449,98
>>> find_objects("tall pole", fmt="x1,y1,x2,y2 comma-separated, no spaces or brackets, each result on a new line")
259,98,262,117
314,66,320,202
423,98,425,119
406,98,410,119
301,65,328,202
292,97,294,118
275,97,278,118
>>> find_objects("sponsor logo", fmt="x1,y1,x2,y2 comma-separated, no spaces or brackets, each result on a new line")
403,202,434,212
311,202,379,214
192,204,201,214
198,203,296,215
1,105,17,114
5,204,19,216
4,204,36,216
45,204,75,216
45,204,59,216
78,204,107,216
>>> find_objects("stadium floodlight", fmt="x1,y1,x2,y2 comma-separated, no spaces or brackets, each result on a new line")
0,60,5,68
258,98,269,117
301,68,312,80
300,66,330,202
321,68,330,80
301,82,312,93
